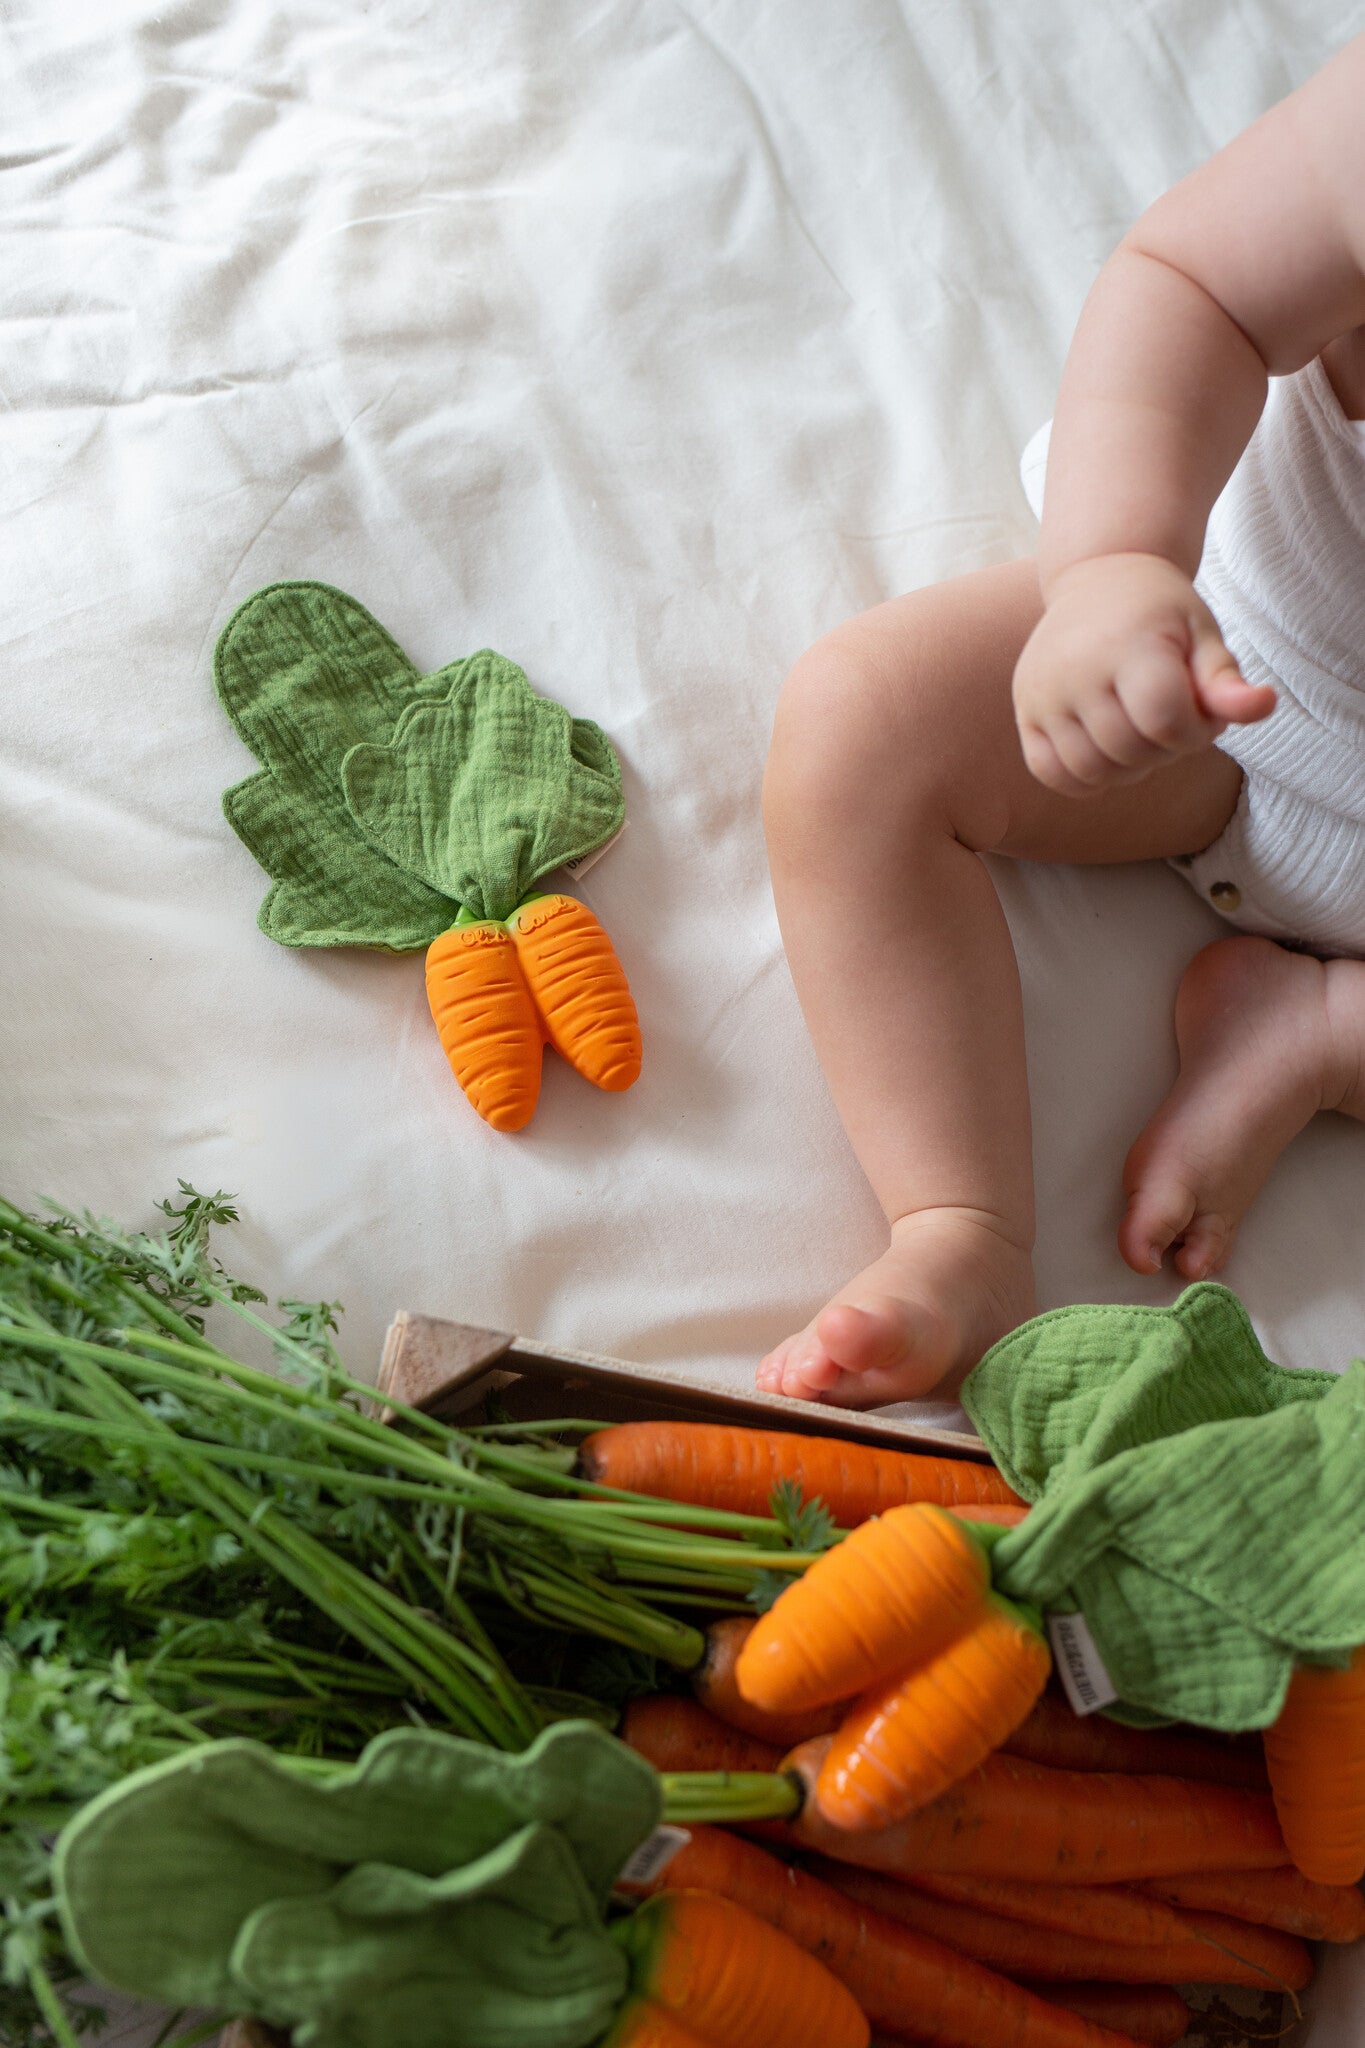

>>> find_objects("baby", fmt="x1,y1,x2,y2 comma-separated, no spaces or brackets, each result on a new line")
757,37,1365,1409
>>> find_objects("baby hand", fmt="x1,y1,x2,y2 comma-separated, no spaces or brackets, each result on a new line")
1012,553,1276,797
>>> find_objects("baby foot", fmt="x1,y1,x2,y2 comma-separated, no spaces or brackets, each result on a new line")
756,1207,1036,1408
1120,935,1365,1280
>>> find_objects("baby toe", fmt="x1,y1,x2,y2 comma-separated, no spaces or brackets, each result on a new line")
815,1297,912,1378
1172,1211,1234,1281
1119,1176,1199,1275
785,1353,844,1398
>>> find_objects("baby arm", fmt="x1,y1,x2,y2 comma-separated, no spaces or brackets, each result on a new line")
1015,36,1365,797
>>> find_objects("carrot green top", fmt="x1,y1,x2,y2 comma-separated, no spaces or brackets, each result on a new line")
55,1720,660,2048
962,1281,1363,1732
215,581,624,944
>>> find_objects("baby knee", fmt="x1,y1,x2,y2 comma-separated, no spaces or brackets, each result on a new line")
764,629,947,855
766,638,895,829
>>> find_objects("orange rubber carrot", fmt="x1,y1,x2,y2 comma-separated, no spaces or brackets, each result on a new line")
621,1695,784,1775
692,1619,844,1748
816,1595,1052,1829
737,1505,992,1715
425,919,544,1129
1021,1987,1190,2048
784,1743,1290,1882
618,1890,868,2048
808,1861,1311,1991
507,893,641,1091
605,2006,714,2048
1140,1864,1365,1942
579,1421,1023,1522
1004,1689,1268,1791
1263,1644,1365,1884
639,1825,1148,2048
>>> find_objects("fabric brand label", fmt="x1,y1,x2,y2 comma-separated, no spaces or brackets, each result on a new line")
1047,1610,1119,1716
558,819,628,881
615,1824,691,1887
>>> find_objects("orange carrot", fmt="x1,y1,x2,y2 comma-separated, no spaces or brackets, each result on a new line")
507,893,641,1091
605,2006,713,2048
1004,1690,1268,1791
737,1505,991,1715
1263,1644,1365,1884
620,1889,868,2048
784,1743,1290,1882
693,1619,843,1748
639,1825,1147,2048
1020,1987,1189,2048
949,1503,1029,1527
904,1872,1194,1949
1140,1864,1365,1942
622,1695,784,1775
579,1421,1023,1523
816,1596,1051,1829
811,1864,1312,1991
425,919,544,1129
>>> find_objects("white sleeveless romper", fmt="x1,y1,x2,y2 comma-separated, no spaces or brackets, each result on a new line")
1021,357,1365,959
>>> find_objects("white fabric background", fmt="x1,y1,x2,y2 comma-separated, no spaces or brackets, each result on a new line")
6,6,1365,2035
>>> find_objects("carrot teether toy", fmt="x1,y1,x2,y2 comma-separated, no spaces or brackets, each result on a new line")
215,581,640,1129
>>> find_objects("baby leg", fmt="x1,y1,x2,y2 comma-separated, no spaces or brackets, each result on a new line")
1121,935,1365,1280
759,558,1242,1406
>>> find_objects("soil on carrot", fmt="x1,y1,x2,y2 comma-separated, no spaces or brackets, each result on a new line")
1180,1985,1292,2045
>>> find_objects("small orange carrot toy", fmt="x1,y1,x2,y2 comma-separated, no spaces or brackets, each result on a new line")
216,583,640,1131
1263,1643,1365,1884
611,1890,869,2048
606,2007,712,2048
425,918,546,1132
691,1617,844,1748
815,1592,1052,1829
425,895,641,1130
508,892,642,1090
735,1503,994,1715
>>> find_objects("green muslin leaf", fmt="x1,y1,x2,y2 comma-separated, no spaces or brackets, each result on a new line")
231,1828,627,2048
216,582,458,949
54,1721,660,2016
962,1285,1364,1728
340,653,624,923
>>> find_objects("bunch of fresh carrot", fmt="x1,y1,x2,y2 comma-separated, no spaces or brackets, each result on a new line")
622,1661,1365,2048
588,1421,1046,1828
427,891,641,1129
589,1414,1365,1898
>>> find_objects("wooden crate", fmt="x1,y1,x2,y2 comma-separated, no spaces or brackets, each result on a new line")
373,1310,986,1453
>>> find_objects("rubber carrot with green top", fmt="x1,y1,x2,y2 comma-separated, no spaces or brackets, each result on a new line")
734,1501,1050,1824
216,580,639,1130
609,1891,868,2048
814,1591,1052,1828
735,1503,998,1715
1262,1643,1365,1884
54,1723,866,2048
